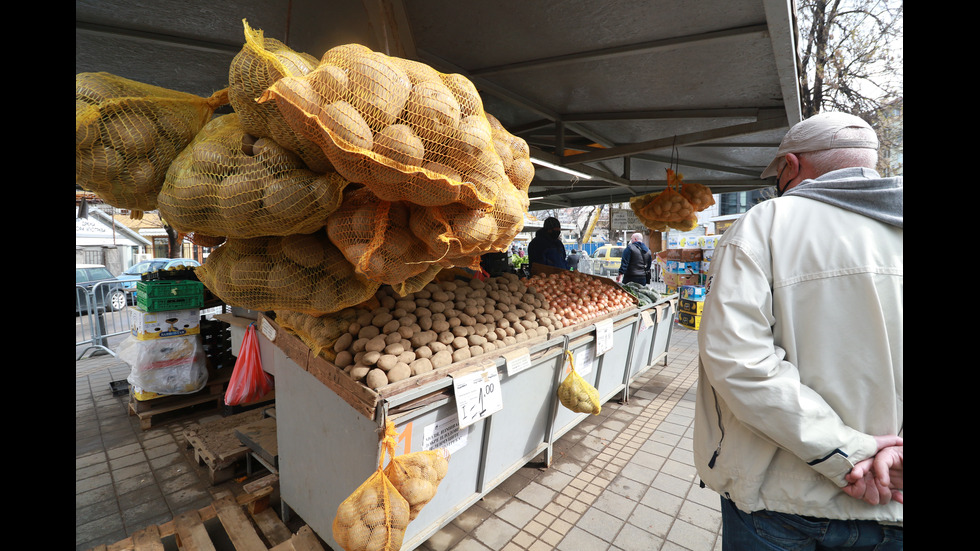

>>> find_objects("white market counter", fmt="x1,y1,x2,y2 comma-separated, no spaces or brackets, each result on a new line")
221,295,677,551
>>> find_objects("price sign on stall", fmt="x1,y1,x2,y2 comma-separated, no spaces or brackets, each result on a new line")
594,319,614,356
452,361,503,429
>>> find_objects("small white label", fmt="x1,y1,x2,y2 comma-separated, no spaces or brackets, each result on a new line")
452,363,503,429
504,348,533,376
594,319,614,356
574,346,595,377
422,414,469,455
258,319,276,341
640,310,654,331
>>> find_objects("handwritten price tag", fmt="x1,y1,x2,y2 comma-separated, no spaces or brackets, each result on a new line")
504,348,533,377
452,362,503,429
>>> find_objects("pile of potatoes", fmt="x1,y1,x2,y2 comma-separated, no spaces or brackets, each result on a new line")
75,72,221,213
302,273,565,389
159,113,349,238
332,472,410,551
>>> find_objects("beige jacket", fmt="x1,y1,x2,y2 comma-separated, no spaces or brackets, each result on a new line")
693,178,902,524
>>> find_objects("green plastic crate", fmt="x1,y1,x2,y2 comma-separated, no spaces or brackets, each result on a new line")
137,280,204,312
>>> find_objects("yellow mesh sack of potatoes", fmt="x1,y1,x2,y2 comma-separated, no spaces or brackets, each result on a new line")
259,44,517,211
158,113,349,238
333,423,410,551
275,308,360,362
76,72,228,214
557,351,601,415
326,187,444,288
228,20,334,173
382,424,450,521
196,229,380,316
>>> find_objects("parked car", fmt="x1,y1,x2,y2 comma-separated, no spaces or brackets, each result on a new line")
116,258,201,303
76,264,127,313
591,245,625,276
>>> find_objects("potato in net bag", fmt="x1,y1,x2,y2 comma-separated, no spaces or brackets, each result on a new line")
158,113,349,238
275,308,360,362
227,20,334,173
326,187,443,287
333,422,411,551
196,229,381,316
383,423,450,521
486,113,534,192
76,72,228,214
629,192,670,232
635,181,696,224
259,44,508,211
557,351,601,415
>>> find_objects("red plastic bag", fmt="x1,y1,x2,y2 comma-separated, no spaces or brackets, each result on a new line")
224,323,274,405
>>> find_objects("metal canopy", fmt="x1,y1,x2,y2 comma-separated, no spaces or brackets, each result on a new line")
358,0,803,209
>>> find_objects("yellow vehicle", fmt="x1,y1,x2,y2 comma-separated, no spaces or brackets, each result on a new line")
591,245,625,276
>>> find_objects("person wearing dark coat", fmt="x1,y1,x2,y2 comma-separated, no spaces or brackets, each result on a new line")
616,233,653,284
528,217,569,270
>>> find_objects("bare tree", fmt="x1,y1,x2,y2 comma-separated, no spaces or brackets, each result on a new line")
797,0,902,175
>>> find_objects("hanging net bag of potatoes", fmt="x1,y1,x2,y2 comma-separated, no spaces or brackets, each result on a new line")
382,421,450,521
196,229,381,316
259,44,512,211
158,113,349,239
333,422,411,551
557,351,601,415
486,113,535,192
227,20,334,173
629,192,669,232
326,186,443,289
76,72,229,215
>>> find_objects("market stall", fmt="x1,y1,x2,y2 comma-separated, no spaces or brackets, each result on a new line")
217,285,675,551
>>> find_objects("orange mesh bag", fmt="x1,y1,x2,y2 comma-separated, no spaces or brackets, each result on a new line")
258,44,508,211
227,20,334,173
196,229,381,316
76,72,227,215
158,113,349,238
382,423,450,521
486,113,534,192
629,192,670,232
333,422,411,551
406,178,528,271
326,187,442,287
636,177,695,223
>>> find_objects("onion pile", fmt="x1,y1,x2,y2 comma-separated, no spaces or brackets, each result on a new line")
526,272,635,327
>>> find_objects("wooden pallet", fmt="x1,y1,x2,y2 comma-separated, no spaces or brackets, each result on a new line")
182,409,269,485
88,484,325,551
127,367,232,430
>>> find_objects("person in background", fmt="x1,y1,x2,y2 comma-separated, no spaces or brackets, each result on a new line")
527,217,569,270
692,112,903,550
566,249,581,271
616,233,652,284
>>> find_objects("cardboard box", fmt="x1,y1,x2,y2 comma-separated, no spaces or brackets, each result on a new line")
678,298,705,315
660,248,703,261
700,260,710,273
699,235,720,249
130,306,201,340
680,285,706,301
666,261,700,275
667,235,702,249
678,311,701,330
701,248,715,262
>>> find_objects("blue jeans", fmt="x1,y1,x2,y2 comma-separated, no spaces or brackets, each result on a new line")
720,497,902,551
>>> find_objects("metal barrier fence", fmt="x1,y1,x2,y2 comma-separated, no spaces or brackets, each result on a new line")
75,282,132,360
